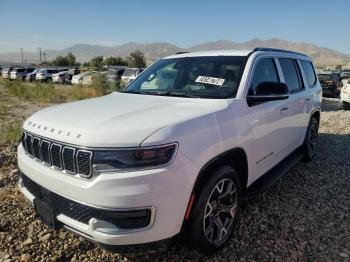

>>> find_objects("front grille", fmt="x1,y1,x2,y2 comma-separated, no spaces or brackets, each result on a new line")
41,140,51,165
21,173,152,229
63,147,75,173
77,151,92,177
51,144,62,169
32,137,41,160
22,131,92,177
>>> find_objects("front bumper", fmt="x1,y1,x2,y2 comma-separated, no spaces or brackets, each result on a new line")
18,144,198,245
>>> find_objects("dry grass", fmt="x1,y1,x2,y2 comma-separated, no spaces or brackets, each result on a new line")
0,121,22,144
0,79,106,103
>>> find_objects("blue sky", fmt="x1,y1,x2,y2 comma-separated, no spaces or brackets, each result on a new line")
1,0,349,53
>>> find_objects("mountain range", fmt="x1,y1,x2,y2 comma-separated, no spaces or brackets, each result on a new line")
1,38,350,67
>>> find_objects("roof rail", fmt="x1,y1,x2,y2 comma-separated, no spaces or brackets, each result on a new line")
175,51,189,55
253,47,307,57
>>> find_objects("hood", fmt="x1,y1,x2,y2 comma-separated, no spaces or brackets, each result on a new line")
24,92,229,147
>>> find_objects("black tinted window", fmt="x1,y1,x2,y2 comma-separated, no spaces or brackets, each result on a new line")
251,58,279,91
279,58,303,92
300,61,316,87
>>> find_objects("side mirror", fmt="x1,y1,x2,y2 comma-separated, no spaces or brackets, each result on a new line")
247,82,289,106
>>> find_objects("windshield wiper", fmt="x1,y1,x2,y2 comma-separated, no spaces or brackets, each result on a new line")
122,90,201,98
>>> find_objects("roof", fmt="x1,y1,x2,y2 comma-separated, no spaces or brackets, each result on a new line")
165,49,252,59
165,47,308,59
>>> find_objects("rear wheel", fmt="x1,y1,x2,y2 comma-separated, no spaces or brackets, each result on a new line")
188,166,241,254
302,117,319,161
340,101,350,110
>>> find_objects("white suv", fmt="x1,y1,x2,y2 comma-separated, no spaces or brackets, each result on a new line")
35,68,62,82
18,48,321,254
10,67,36,80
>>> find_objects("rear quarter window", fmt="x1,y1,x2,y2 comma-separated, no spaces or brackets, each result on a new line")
300,60,317,87
279,58,304,93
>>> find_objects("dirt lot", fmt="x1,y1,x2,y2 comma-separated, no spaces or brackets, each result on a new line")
0,82,349,261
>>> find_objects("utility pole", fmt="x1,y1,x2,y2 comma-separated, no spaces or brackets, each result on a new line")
38,47,42,64
42,52,47,63
20,48,24,65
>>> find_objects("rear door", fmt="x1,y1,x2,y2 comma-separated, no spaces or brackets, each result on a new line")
278,58,310,149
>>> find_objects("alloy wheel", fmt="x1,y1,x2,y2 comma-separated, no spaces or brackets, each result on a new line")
203,178,237,245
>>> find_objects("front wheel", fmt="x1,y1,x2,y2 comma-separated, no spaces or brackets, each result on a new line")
302,117,319,161
188,166,242,254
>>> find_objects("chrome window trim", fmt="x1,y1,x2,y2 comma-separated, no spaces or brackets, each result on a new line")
62,147,76,174
50,143,63,170
76,150,93,178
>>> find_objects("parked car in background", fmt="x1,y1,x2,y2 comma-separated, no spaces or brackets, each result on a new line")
52,71,68,84
0,66,2,76
317,72,340,97
71,71,96,85
1,66,15,79
25,69,39,82
10,67,36,80
65,68,81,84
81,71,106,85
18,48,321,254
36,68,61,83
340,78,350,110
340,70,350,79
121,68,141,84
106,67,126,84
340,77,350,87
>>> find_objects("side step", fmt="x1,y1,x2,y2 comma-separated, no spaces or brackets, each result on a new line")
247,151,304,195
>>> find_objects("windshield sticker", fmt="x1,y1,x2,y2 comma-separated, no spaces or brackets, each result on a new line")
195,76,225,86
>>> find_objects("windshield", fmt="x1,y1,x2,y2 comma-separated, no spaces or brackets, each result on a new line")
38,69,46,73
123,56,247,99
318,74,332,80
123,68,138,77
107,69,117,76
13,68,25,73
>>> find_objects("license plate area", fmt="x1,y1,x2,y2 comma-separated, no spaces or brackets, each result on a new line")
34,198,60,229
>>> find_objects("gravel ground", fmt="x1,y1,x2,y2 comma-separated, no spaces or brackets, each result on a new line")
0,98,349,261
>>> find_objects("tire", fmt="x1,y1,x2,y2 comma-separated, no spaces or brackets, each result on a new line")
302,117,319,161
46,78,52,84
340,102,350,110
188,165,242,254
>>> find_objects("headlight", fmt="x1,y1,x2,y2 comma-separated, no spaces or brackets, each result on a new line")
92,143,178,173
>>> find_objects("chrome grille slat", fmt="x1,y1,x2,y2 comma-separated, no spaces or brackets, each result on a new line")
41,140,51,165
50,143,63,170
62,147,76,174
32,137,42,160
21,131,92,178
26,134,34,157
77,150,93,178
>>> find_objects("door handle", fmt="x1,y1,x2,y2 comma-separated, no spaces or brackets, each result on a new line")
280,107,289,113
305,98,311,102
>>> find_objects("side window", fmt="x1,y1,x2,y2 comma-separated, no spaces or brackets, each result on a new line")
300,60,317,87
250,58,279,93
279,58,303,92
